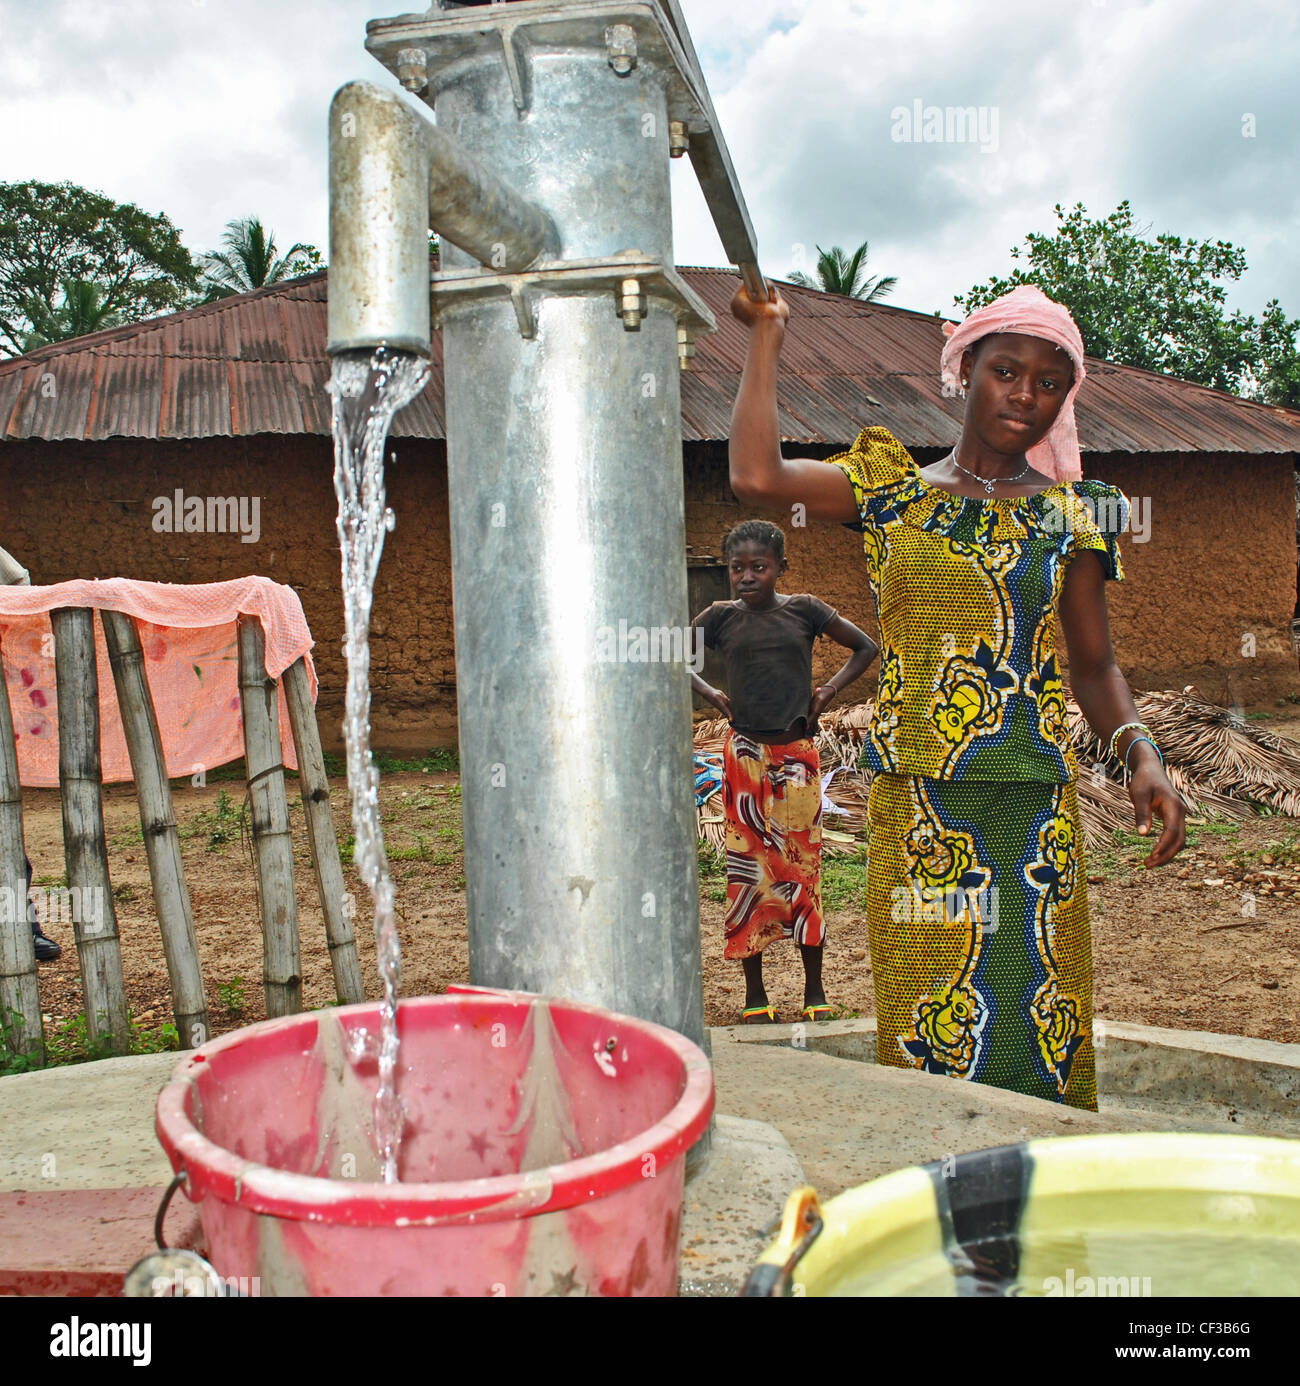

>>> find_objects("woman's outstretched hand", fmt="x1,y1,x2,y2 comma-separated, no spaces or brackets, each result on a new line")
1127,762,1187,868
730,281,789,329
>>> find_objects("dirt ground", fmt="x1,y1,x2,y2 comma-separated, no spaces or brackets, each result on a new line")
16,708,1300,1056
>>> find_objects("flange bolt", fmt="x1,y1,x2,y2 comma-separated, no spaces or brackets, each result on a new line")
606,24,638,75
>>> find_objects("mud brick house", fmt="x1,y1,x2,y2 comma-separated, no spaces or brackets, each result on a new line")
2,268,1298,752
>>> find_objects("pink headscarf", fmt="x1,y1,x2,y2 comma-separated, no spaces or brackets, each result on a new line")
939,285,1086,482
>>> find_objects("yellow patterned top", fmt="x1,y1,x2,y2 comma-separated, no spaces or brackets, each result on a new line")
825,426,1129,782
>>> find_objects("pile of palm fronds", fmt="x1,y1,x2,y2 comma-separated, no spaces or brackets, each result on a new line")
1069,688,1300,829
693,689,1300,857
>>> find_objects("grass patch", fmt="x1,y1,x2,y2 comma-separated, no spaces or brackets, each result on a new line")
1108,825,1200,856
696,841,726,903
407,787,462,816
1,1009,179,1077
179,787,240,852
1228,830,1300,871
387,842,430,861
322,747,459,778
111,821,145,849
386,833,461,864
169,760,248,788
215,977,245,1014
822,850,868,910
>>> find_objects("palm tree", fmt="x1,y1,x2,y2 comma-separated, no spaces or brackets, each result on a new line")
20,278,125,349
197,217,321,301
788,241,897,301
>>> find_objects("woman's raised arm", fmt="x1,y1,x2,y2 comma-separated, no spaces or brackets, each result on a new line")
729,283,860,523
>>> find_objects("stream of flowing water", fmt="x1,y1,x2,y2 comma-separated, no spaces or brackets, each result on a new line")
328,346,432,1183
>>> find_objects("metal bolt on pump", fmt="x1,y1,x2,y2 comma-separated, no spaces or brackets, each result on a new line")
396,46,428,94
605,23,638,74
616,276,646,330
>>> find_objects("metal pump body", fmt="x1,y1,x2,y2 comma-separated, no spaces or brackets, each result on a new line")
328,0,766,1061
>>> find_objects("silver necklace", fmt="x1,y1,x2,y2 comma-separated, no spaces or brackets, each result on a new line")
945,449,1032,496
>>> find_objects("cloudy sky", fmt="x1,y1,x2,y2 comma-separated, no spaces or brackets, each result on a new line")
1,0,1296,321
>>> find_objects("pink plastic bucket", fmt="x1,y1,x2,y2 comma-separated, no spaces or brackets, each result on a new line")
155,988,714,1296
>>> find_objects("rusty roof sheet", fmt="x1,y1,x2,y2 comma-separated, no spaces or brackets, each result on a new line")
2,266,1299,455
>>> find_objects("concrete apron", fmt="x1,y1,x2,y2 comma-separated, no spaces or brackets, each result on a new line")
1,1019,1296,1295
723,1016,1300,1141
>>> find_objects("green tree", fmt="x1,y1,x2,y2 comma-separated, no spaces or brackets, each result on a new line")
1251,298,1300,409
197,216,322,301
956,201,1299,405
0,179,197,358
20,277,126,350
788,241,897,302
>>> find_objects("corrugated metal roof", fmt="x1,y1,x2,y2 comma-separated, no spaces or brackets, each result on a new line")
2,266,1299,454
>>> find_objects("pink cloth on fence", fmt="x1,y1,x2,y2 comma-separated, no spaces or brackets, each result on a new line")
939,285,1087,482
0,577,317,789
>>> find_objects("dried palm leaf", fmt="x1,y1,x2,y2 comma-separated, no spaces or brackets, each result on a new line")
1068,687,1300,818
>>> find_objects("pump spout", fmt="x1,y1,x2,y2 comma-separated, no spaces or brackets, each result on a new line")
327,80,558,357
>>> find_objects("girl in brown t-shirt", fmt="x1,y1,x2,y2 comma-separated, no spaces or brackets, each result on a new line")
692,520,877,1023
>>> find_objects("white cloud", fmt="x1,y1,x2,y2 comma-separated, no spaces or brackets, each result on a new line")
0,0,1294,323
677,0,1300,319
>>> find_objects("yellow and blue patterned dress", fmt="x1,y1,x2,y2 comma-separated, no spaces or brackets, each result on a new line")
824,427,1130,1111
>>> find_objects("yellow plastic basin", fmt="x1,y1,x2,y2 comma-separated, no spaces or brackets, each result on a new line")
745,1133,1300,1297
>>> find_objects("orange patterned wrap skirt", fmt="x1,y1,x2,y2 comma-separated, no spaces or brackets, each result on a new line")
721,729,825,960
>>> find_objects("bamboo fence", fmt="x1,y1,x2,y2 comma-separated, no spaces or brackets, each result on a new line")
0,610,360,1065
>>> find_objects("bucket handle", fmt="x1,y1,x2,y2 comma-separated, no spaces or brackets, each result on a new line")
739,1186,824,1297
120,1173,230,1296
154,1172,186,1249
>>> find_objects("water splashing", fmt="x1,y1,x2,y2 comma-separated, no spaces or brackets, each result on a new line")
328,345,431,1184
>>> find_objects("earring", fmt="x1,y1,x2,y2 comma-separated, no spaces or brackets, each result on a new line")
961,378,969,388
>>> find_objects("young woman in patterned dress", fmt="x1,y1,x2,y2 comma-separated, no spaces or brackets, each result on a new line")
725,280,1186,1110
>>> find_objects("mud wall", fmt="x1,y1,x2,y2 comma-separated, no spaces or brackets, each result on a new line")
686,443,1300,709
2,438,1295,757
0,435,456,754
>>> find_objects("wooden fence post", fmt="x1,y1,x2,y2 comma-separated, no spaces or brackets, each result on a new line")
51,607,129,1052
0,637,43,1063
282,657,364,1004
237,615,302,1017
101,610,210,1048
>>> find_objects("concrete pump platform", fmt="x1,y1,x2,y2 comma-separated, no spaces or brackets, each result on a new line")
2,1019,1297,1295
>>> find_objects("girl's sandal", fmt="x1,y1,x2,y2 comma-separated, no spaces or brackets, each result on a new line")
800,1003,835,1023
741,1004,778,1025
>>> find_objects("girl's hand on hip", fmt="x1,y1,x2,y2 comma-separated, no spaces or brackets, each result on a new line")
730,281,788,329
1127,764,1186,869
705,687,733,720
809,685,836,719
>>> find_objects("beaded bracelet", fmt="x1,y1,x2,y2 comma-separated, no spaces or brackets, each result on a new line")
1123,734,1163,784
1107,720,1154,760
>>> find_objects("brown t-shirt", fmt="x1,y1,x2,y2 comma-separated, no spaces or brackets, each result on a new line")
693,593,838,741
